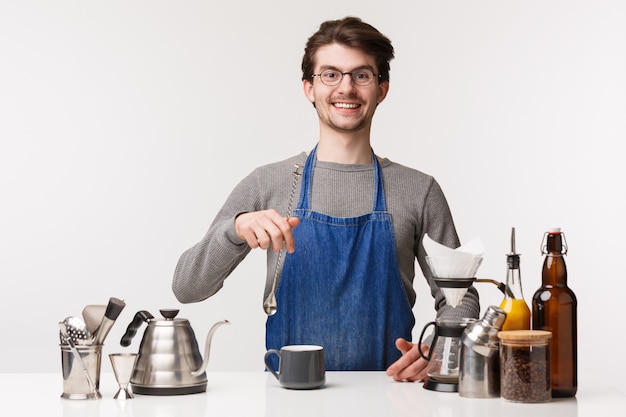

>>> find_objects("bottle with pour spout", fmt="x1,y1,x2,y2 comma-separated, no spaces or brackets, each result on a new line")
499,227,531,330
532,228,577,397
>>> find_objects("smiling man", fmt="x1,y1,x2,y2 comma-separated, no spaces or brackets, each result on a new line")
304,44,387,155
172,16,480,381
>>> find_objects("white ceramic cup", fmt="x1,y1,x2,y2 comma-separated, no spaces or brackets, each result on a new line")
264,345,325,389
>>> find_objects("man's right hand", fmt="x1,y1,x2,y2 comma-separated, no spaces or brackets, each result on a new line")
386,338,430,382
235,209,300,253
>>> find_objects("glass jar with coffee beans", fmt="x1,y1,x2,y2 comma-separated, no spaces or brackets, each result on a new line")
498,330,552,403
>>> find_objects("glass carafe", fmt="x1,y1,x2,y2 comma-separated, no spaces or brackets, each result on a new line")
418,317,474,392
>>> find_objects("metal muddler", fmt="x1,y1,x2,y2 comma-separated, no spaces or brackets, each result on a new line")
92,297,126,345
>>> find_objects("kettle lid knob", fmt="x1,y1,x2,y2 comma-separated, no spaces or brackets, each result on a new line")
160,309,180,320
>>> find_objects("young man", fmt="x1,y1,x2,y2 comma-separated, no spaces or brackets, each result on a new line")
172,16,479,381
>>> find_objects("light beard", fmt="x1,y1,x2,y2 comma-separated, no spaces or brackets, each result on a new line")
327,116,369,133
317,104,372,134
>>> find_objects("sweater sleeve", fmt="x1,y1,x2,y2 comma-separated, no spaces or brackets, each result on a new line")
171,171,260,303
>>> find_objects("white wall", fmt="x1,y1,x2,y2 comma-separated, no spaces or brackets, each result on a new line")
2,0,624,390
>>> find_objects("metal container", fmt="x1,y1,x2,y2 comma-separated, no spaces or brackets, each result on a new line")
60,344,102,400
459,306,506,398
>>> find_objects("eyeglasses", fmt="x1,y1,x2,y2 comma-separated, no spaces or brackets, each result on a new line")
311,68,381,86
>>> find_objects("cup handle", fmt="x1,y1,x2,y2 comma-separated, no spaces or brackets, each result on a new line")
264,349,281,380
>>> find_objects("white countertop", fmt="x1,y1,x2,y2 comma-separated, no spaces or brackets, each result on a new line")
3,372,624,417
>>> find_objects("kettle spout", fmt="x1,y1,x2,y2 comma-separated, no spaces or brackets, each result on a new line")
191,319,230,377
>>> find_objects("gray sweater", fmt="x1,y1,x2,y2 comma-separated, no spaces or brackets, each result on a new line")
172,152,480,321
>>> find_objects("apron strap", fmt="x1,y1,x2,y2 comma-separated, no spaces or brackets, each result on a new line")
297,145,387,212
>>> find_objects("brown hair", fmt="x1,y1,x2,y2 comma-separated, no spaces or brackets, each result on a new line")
301,16,394,83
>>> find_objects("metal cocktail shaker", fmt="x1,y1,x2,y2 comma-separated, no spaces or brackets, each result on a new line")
459,306,507,398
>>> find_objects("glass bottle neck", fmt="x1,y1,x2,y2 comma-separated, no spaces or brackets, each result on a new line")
543,232,567,285
542,230,568,256
546,232,564,254
505,254,525,299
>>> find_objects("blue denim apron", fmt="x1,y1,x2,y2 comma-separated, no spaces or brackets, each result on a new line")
266,147,415,370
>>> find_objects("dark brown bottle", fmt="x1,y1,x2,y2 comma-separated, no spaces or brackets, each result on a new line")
532,228,577,397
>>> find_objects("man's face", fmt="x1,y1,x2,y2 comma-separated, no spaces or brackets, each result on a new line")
304,43,389,135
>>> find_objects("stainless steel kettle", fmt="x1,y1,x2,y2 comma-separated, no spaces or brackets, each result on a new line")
120,309,229,395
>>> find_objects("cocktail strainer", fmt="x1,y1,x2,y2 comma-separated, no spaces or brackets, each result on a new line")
59,316,93,346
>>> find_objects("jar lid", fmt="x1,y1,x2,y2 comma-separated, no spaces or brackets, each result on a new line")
498,330,552,341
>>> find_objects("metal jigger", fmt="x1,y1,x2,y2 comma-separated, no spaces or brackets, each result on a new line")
109,353,138,399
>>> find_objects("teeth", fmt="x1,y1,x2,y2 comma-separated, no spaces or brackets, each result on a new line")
334,103,359,109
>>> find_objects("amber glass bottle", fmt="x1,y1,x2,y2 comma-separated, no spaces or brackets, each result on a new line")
532,228,577,397
499,227,531,331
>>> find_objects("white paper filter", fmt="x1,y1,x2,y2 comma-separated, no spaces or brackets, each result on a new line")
423,234,484,307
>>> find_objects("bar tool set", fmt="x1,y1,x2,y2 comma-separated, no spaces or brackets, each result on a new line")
54,227,575,405
58,297,125,400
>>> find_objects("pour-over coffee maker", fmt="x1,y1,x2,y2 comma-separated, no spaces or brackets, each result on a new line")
418,235,485,392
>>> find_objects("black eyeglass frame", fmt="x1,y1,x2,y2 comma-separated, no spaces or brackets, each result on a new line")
310,68,382,86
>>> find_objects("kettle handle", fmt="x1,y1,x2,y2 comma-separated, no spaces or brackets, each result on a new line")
120,310,154,347
191,320,230,377
417,321,437,361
